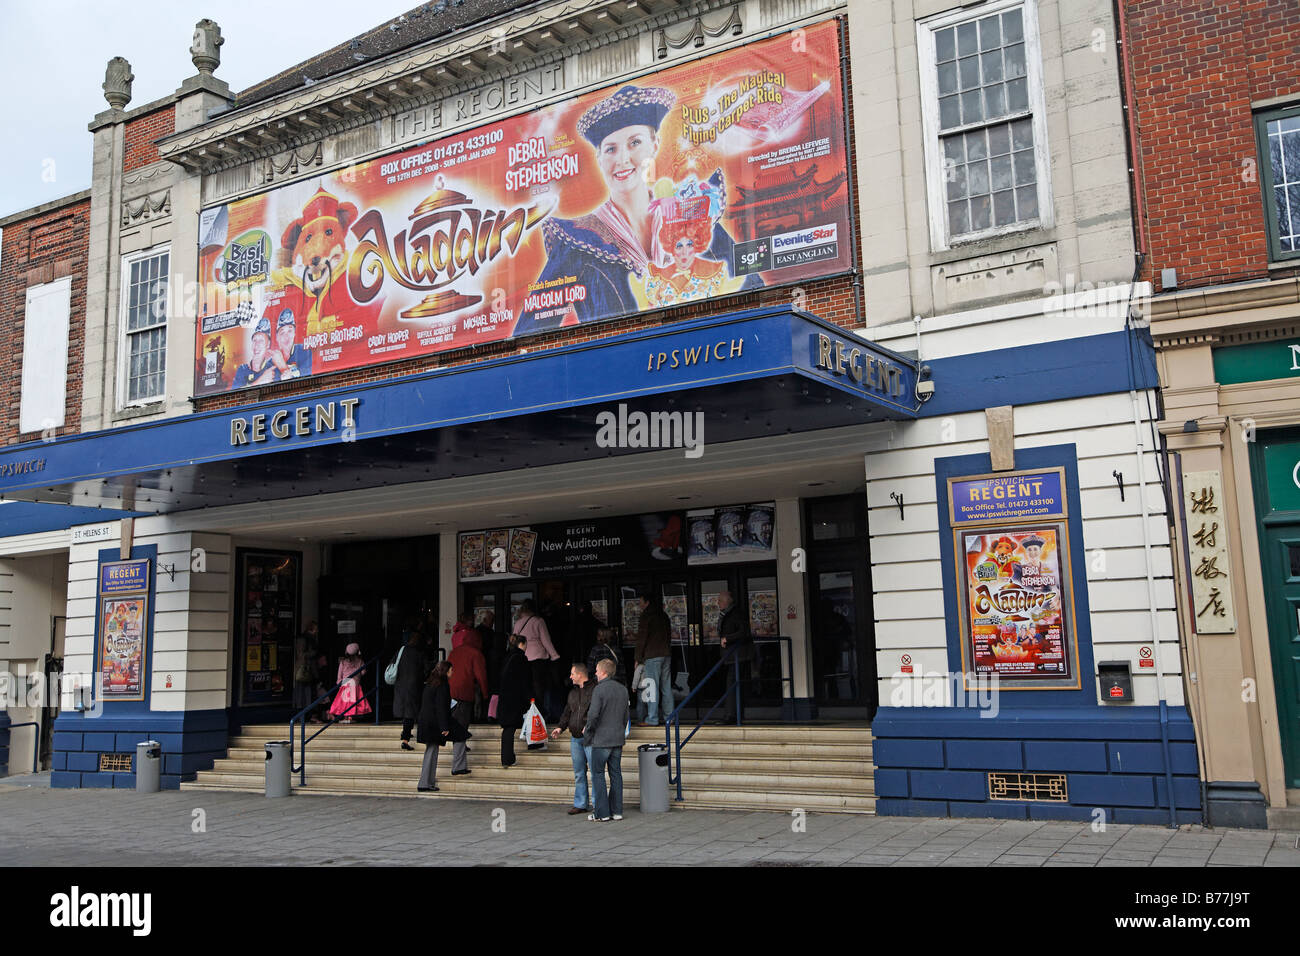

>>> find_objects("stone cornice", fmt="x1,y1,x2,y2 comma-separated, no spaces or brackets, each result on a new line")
157,0,724,171
1147,276,1300,344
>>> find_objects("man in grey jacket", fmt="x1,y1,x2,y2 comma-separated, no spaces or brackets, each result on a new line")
582,657,630,822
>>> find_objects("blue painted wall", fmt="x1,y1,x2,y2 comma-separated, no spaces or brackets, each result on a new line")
49,545,229,788
872,437,1200,821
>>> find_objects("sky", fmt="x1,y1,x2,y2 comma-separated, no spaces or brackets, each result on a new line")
0,0,422,220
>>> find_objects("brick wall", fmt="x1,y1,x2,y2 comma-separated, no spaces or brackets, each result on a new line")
0,198,90,445
123,107,176,173
1124,0,1300,291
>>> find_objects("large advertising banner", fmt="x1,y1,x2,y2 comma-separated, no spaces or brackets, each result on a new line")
194,20,850,396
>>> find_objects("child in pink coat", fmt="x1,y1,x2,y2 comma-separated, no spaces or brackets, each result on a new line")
329,643,372,722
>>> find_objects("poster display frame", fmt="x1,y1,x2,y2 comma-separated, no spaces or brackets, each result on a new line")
947,467,1082,691
235,548,303,707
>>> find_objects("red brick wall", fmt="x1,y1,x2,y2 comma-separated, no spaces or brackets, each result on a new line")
123,107,176,173
0,198,91,445
1124,0,1300,292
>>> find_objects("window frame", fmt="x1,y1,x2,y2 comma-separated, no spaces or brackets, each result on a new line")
1254,102,1300,263
116,244,170,410
917,0,1054,251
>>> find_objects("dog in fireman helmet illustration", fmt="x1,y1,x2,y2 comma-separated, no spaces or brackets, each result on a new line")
273,186,383,336
989,535,1020,578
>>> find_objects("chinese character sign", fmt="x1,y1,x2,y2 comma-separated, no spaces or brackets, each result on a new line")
961,526,1074,683
194,21,851,396
1183,469,1236,634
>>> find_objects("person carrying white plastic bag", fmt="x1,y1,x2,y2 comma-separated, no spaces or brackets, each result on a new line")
520,698,548,750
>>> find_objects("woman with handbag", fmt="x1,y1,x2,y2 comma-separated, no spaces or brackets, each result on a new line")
513,600,560,720
497,634,530,768
392,629,427,751
417,660,471,792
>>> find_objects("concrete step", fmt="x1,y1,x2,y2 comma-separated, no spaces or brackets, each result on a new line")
182,774,877,813
194,720,879,815
227,739,872,761
221,747,871,776
240,723,873,745
209,757,873,793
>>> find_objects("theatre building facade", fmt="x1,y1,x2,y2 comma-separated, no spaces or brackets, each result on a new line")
0,0,1197,822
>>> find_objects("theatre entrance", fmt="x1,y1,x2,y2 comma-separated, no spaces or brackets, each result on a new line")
464,565,786,719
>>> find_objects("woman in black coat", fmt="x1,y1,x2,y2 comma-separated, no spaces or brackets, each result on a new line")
497,634,530,768
416,660,471,792
393,632,428,751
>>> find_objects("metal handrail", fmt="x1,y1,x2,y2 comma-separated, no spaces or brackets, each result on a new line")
2,722,42,776
288,655,380,785
662,636,797,801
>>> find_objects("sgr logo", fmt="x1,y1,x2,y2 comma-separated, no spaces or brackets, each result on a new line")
49,886,151,936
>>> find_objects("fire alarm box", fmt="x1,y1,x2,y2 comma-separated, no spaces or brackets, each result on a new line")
1098,662,1133,703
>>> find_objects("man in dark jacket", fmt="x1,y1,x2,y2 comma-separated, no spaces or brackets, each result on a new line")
583,658,630,822
550,663,596,815
497,634,531,767
634,595,674,726
718,590,752,725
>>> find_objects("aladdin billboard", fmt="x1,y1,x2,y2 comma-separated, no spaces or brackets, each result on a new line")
194,20,851,396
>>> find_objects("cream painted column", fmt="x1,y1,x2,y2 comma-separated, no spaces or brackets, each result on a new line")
775,498,811,700
438,533,458,658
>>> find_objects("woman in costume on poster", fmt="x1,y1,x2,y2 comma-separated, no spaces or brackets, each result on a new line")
514,85,758,334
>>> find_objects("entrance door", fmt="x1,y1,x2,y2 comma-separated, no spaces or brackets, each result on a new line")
1261,522,1300,787
808,560,876,715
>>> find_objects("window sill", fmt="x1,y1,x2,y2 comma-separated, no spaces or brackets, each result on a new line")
112,401,166,423
1266,259,1300,271
931,225,1057,265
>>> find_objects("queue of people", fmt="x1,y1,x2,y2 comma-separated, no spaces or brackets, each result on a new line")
320,592,752,809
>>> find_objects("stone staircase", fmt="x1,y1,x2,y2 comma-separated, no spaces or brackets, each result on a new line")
183,721,876,813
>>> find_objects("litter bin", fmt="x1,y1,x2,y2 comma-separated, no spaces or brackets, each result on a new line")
264,741,291,798
135,740,161,793
637,743,671,813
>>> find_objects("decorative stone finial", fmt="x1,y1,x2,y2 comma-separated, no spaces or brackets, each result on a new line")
103,57,134,110
190,19,224,75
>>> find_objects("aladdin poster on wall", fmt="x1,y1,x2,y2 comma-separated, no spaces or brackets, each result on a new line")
99,598,146,701
193,20,850,395
956,525,1079,688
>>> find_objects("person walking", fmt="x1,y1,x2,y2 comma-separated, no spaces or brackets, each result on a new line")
513,600,560,719
550,663,596,815
416,660,471,792
478,610,504,719
583,657,629,822
497,634,531,767
292,620,319,715
587,627,623,685
448,622,488,755
393,629,428,750
634,595,674,726
717,591,752,725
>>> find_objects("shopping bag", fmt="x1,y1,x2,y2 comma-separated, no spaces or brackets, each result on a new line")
527,702,549,746
487,694,499,720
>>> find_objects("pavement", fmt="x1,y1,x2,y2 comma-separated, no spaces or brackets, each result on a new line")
1,774,1297,867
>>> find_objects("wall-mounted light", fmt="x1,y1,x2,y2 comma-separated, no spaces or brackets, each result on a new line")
1112,470,1125,502
890,491,905,521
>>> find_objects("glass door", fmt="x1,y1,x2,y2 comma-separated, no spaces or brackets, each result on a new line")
743,572,781,705
809,561,875,714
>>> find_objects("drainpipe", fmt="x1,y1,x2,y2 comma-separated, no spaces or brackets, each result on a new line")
839,14,865,326
1130,381,1178,828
